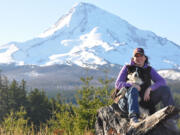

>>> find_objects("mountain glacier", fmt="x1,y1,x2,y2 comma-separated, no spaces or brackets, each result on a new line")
0,2,180,70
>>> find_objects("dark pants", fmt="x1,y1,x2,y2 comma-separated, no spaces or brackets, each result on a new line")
151,86,175,106
118,86,175,117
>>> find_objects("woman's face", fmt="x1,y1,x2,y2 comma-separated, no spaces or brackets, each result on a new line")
133,53,146,67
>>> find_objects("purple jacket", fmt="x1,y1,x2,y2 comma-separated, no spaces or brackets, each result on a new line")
115,61,166,91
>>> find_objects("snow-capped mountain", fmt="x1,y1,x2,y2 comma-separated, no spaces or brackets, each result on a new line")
158,70,180,81
0,2,180,70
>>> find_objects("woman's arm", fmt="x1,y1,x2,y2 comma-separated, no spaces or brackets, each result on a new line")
150,67,166,91
115,65,132,90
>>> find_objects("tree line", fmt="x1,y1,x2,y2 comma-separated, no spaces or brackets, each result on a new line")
0,72,180,134
0,73,115,134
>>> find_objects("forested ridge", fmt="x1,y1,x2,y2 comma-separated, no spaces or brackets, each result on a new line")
0,72,180,134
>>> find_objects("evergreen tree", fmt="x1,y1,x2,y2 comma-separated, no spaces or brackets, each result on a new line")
73,74,113,134
8,79,27,112
26,88,51,127
0,78,27,121
0,75,9,121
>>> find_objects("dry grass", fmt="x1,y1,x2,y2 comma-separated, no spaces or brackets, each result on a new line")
0,127,95,135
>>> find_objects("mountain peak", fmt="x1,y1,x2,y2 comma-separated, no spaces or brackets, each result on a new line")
73,2,97,9
69,2,98,16
1,3,180,70
38,2,98,38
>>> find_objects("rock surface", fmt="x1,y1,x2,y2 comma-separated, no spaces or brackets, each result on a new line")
95,104,180,135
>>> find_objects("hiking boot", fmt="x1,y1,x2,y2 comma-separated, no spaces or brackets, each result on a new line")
130,116,139,127
163,119,180,133
130,116,139,123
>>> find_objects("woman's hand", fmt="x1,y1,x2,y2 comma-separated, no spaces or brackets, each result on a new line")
144,87,152,101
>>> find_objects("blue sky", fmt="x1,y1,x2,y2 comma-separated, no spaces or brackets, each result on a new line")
0,0,179,45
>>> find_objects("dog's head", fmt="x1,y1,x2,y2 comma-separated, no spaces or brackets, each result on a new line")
127,67,143,85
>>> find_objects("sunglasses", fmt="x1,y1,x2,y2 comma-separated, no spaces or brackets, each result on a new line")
134,53,144,57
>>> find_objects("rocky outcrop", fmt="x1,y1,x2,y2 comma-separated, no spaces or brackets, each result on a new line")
95,104,180,135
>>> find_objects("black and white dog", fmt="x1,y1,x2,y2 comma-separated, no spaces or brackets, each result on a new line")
126,67,150,118
116,67,152,118
127,67,143,86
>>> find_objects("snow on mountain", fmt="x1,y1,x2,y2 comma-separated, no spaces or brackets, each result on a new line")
158,70,180,81
0,2,180,70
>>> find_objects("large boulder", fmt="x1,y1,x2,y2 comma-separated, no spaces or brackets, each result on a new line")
95,104,180,135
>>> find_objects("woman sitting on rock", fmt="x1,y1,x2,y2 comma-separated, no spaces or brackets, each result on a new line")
114,48,177,131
